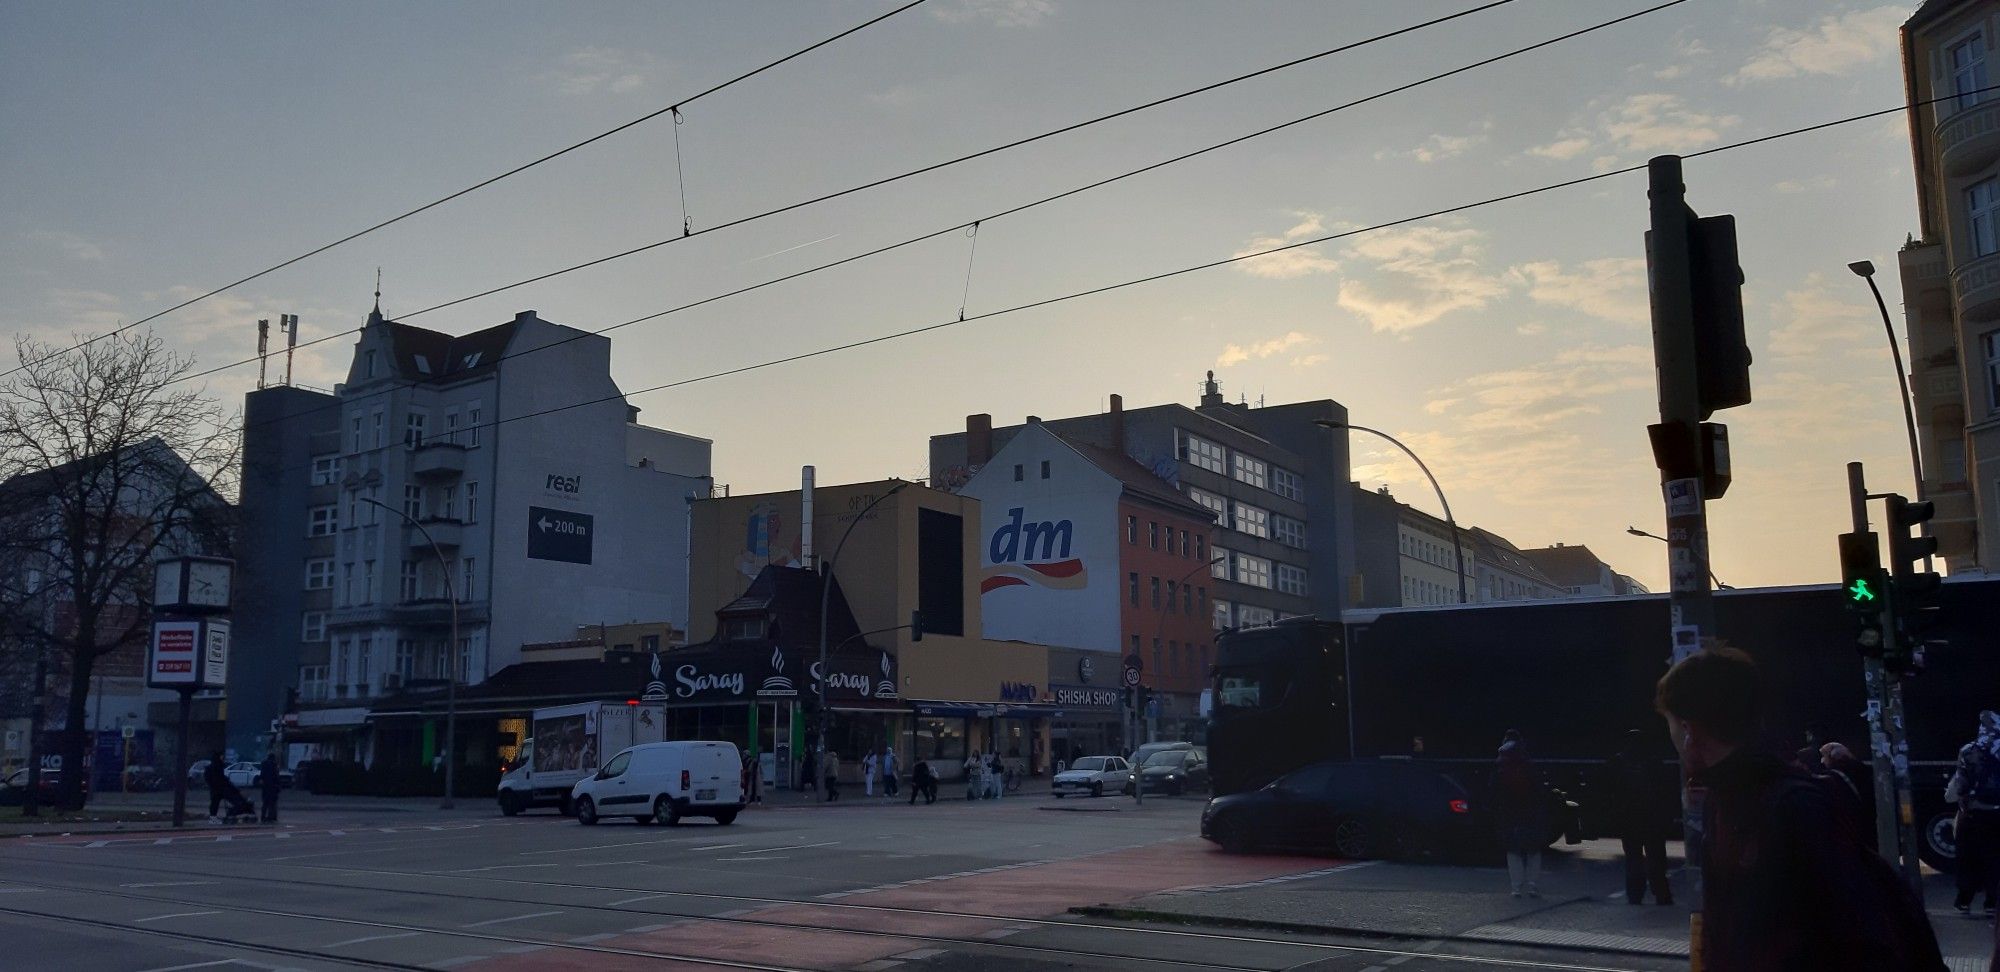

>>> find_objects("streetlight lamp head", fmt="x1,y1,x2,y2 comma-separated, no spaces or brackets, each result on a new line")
1847,260,1875,278
1625,526,1645,537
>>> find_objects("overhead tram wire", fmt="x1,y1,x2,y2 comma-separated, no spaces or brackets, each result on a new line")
390,0,1524,322
177,0,1655,415
0,0,933,380
249,87,2000,482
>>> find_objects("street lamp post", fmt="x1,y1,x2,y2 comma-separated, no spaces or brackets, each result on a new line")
1847,261,1926,503
1315,419,1469,604
361,497,459,809
1625,526,1731,590
816,479,918,775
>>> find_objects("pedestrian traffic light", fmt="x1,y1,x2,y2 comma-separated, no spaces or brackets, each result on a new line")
1687,214,1751,418
1837,530,1886,658
1885,494,1941,675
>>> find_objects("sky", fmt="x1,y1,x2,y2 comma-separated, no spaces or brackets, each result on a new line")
0,0,1936,593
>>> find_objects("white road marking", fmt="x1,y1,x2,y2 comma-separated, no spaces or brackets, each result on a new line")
624,923,674,933
273,832,292,839
122,881,216,889
691,842,743,851
569,932,620,943
892,949,947,961
134,910,222,923
322,931,422,948
134,961,240,972
520,837,665,856
152,838,174,845
572,859,645,868
752,840,838,853
462,910,562,928
0,888,30,894
714,856,785,862
85,840,108,848
442,863,559,873
607,893,673,907
1383,957,1414,966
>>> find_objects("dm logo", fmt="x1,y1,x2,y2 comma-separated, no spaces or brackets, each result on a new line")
980,507,1088,594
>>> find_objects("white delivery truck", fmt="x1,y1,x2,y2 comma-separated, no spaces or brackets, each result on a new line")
497,701,666,815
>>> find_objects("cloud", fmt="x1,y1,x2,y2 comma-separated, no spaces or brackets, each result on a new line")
1730,6,1904,83
1376,124,1491,164
1515,322,1547,336
1507,258,1650,326
1527,136,1593,161
933,0,1055,27
1216,331,1315,367
543,47,654,95
28,230,104,261
1232,212,1340,279
1651,35,1713,79
1598,93,1739,153
1293,353,1328,368
1764,273,1876,358
1335,224,1509,333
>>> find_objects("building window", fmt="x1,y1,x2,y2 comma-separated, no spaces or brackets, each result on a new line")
1128,572,1140,605
435,482,454,520
461,556,475,598
1169,641,1180,676
1014,464,1024,482
1985,330,2000,411
1187,487,1227,523
467,405,482,447
301,612,327,642
1238,604,1276,627
1213,598,1232,630
725,617,766,640
1126,515,1137,543
362,560,376,604
1148,521,1159,549
1232,453,1268,490
400,561,419,601
1153,637,1163,675
311,455,343,486
395,639,415,679
1178,529,1189,556
445,410,461,445
403,485,424,520
341,563,355,604
365,349,377,378
1183,584,1195,613
1277,564,1309,597
1953,32,1990,111
1211,548,1232,580
305,559,334,590
334,640,351,695
1182,433,1226,474
404,410,427,447
1131,633,1141,655
1272,514,1307,549
1232,502,1270,539
1271,466,1303,501
1166,580,1177,612
1236,554,1273,589
1040,460,1051,479
1150,576,1161,608
349,416,364,454
307,505,337,537
356,636,373,687
1970,177,2000,258
1941,438,1968,486
1195,535,1204,561
371,409,384,448
465,482,479,523
300,665,328,702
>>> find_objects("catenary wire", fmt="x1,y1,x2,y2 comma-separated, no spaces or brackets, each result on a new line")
175,0,1667,428
0,0,932,380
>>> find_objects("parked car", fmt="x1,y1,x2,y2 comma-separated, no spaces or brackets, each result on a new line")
1125,749,1209,796
185,759,211,785
1201,759,1485,859
1051,756,1129,798
122,765,168,792
0,768,86,806
223,761,293,789
570,740,745,826
1127,741,1194,768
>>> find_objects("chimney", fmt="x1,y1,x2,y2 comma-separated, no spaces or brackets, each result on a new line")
1026,415,1042,424
966,414,993,467
801,466,816,567
1200,370,1224,407
1109,394,1125,453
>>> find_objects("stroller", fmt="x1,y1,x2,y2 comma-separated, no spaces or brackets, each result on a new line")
211,780,257,823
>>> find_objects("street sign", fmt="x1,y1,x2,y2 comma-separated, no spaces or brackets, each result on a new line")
202,618,230,688
1122,666,1140,688
122,725,136,740
148,619,201,687
527,506,594,564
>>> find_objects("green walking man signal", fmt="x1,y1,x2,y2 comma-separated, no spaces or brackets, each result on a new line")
1846,577,1877,604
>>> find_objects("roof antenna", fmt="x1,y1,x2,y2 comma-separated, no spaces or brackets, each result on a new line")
373,267,382,316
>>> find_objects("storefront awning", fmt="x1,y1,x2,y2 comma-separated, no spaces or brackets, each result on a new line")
907,700,1068,720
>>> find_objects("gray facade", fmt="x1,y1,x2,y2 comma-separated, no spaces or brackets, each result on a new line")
930,375,1351,625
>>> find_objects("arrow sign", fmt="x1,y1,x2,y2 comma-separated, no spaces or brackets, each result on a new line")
537,516,552,532
527,506,594,564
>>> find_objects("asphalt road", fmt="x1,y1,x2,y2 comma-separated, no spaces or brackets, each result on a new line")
1,792,1683,971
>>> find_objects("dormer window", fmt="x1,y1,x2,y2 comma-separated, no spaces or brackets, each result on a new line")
463,352,483,368
365,349,377,378
414,355,431,375
724,617,767,641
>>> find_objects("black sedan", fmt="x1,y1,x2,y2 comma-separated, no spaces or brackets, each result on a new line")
1201,760,1482,860
1125,750,1210,796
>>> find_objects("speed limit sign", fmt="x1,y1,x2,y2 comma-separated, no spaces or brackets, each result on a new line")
1122,666,1140,687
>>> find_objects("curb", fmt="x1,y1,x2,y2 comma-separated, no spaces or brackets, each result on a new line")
1066,903,1688,961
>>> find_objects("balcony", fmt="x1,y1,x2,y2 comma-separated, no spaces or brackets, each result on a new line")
409,441,467,480
1952,250,2000,322
406,516,464,552
1940,99,2000,176
389,598,490,628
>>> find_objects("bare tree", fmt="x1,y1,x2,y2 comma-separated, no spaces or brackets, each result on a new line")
0,331,236,810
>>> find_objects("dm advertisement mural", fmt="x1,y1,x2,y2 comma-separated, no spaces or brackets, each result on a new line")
964,435,1122,652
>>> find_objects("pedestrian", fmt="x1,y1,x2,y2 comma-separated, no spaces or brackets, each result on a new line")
1820,741,1877,851
1946,710,2000,916
964,751,986,800
909,759,936,805
822,750,841,802
862,749,878,797
1493,729,1548,898
1605,729,1672,905
258,752,282,823
203,752,229,821
799,748,817,794
881,746,899,798
989,752,1006,799
1655,645,1946,971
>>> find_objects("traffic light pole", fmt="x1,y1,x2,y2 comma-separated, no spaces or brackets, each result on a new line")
1847,462,1924,897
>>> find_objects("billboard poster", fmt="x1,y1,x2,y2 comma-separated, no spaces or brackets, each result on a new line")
202,618,230,688
148,619,201,687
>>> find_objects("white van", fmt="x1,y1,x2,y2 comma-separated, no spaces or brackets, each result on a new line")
570,740,745,826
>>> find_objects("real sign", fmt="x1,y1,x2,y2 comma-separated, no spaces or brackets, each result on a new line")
149,619,201,687
527,506,594,564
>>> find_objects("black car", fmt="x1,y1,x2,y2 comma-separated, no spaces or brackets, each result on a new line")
1201,760,1483,860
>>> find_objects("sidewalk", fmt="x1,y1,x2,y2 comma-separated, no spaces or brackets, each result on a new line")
749,775,1056,808
1,791,496,838
1072,839,1997,967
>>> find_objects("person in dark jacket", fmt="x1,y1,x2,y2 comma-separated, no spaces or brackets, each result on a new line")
258,753,282,823
1819,742,1877,851
1656,646,1946,972
909,760,936,805
1494,729,1548,897
798,749,817,794
203,752,251,821
1606,729,1673,905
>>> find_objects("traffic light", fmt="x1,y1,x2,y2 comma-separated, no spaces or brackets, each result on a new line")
1885,494,1941,674
1837,530,1887,658
909,611,924,643
1688,214,1751,418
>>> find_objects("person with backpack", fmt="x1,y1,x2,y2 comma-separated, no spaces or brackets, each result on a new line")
1656,646,1946,971
1946,710,2000,916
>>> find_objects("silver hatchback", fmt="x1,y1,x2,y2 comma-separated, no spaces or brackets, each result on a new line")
1052,756,1130,798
